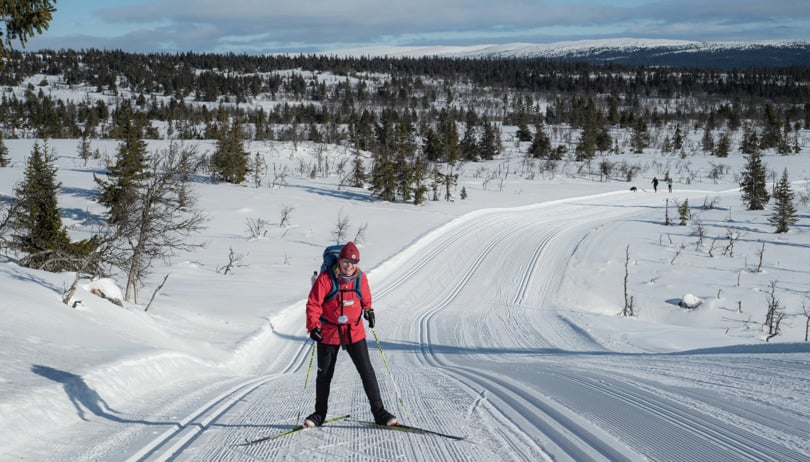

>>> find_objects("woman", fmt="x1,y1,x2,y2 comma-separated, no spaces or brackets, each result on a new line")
304,241,397,427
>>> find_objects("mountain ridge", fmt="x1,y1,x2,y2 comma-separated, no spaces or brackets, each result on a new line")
313,38,810,69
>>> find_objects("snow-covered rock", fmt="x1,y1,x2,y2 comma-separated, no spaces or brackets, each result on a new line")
679,293,703,309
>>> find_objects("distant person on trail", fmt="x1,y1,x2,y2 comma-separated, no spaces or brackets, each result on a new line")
667,178,673,193
311,270,318,285
304,242,397,428
652,176,659,192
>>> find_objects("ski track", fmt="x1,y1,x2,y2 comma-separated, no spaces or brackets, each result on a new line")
122,340,320,462
47,189,810,461
406,199,647,461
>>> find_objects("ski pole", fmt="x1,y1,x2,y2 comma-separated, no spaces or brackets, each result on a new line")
295,340,317,423
303,340,317,388
371,327,407,417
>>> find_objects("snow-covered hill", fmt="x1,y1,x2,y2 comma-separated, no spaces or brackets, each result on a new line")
1,135,809,461
316,38,810,68
1,47,810,460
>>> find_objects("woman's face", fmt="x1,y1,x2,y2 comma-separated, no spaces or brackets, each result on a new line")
339,258,358,272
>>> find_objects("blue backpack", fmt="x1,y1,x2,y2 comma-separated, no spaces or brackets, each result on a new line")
319,244,362,302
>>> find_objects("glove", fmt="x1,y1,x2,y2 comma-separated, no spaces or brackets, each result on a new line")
364,309,375,329
309,327,322,342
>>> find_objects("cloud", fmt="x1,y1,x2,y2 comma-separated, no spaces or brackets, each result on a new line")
27,0,810,53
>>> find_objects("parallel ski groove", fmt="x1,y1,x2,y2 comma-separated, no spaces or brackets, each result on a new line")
350,418,466,440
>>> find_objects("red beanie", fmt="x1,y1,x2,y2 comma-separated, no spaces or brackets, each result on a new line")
339,242,360,261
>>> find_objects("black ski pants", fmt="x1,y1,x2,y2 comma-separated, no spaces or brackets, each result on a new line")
314,339,383,418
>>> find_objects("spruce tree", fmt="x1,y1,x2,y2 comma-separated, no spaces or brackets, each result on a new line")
411,155,429,206
575,120,597,161
369,153,397,202
349,154,367,188
768,168,798,233
210,119,249,184
678,199,690,226
630,118,649,153
95,106,150,227
478,118,501,160
739,150,770,210
760,103,782,150
439,110,460,164
515,118,532,142
0,1,56,60
740,125,760,154
713,132,731,158
528,122,552,159
0,131,9,167
701,126,714,152
672,125,684,151
460,123,479,161
10,142,71,269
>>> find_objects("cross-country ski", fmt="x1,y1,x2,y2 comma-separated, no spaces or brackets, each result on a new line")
243,414,351,445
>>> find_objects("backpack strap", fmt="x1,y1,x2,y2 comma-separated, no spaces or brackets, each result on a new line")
324,269,363,303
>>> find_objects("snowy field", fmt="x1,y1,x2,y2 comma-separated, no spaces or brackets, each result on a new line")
1,136,809,461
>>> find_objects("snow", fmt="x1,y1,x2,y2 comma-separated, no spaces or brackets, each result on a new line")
1,134,809,461
306,38,810,59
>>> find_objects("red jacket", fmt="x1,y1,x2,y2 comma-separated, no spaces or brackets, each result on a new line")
306,267,372,345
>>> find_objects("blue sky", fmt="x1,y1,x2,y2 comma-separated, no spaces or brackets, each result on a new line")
23,0,810,54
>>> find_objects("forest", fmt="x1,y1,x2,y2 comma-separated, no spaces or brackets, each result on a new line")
0,48,806,288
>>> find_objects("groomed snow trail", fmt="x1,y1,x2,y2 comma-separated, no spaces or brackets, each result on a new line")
27,190,810,461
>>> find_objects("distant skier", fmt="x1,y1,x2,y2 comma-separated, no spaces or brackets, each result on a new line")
667,178,673,193
652,176,659,192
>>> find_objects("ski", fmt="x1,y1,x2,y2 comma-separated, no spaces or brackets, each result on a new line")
243,414,350,445
351,419,465,441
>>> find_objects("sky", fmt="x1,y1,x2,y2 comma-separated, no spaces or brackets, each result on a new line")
1,69,809,460
21,0,810,54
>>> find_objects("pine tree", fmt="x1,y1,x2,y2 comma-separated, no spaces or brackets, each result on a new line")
77,134,92,165
575,120,598,161
760,103,782,150
9,142,71,269
515,117,532,142
460,110,480,162
369,153,397,202
678,199,690,226
701,126,714,152
740,124,760,154
459,123,479,161
630,118,649,153
739,150,770,210
438,110,460,164
768,168,798,233
95,106,151,227
411,155,429,205
478,118,501,160
713,132,731,158
0,1,57,60
210,119,249,184
672,125,684,151
422,127,442,162
350,110,375,152
349,154,367,188
528,121,552,159
0,131,9,167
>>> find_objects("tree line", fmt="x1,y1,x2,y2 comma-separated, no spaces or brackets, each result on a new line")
0,47,805,296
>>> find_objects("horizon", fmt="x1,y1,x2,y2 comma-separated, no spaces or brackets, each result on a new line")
24,0,810,54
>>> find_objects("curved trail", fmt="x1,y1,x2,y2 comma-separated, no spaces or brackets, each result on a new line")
53,190,809,461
